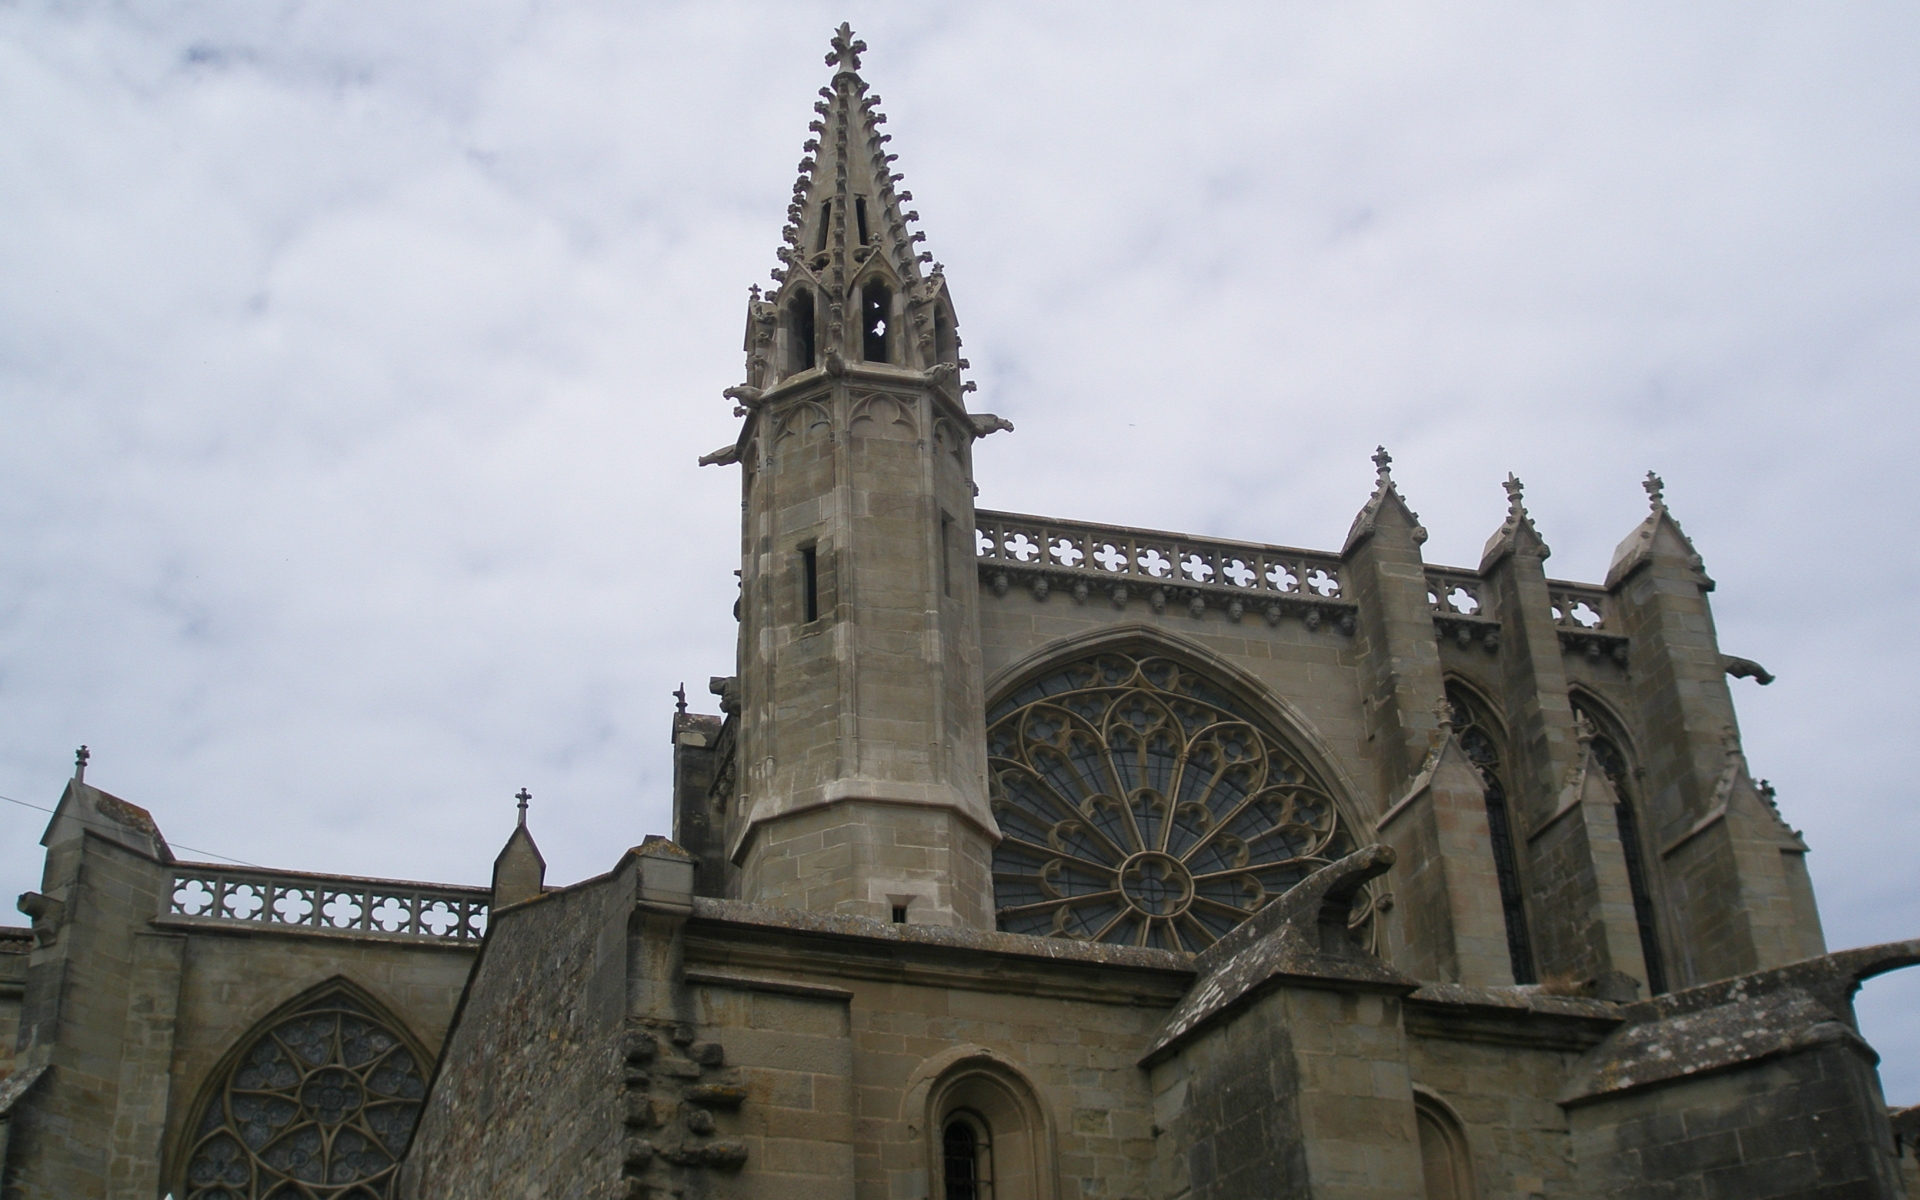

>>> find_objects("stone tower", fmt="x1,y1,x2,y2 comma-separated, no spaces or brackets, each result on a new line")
702,26,1009,928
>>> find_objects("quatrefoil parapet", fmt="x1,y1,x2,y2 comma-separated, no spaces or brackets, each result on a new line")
987,650,1374,953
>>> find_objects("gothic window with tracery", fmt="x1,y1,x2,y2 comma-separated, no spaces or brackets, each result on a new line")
179,984,428,1200
1446,682,1537,985
987,649,1370,951
1574,699,1668,995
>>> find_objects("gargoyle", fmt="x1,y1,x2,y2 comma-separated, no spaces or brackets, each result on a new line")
1723,655,1775,685
968,413,1014,438
698,444,741,468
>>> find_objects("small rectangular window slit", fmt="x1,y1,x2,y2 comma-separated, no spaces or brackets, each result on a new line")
891,905,908,924
802,546,820,623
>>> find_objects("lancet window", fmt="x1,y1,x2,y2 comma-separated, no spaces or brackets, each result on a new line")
862,281,892,362
787,289,816,372
1445,682,1537,984
1574,698,1668,995
987,649,1370,951
179,983,428,1199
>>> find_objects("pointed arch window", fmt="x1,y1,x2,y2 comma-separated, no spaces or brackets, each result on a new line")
1446,683,1536,985
178,982,428,1199
861,281,892,362
987,648,1372,951
787,289,816,372
934,304,957,364
1574,699,1668,995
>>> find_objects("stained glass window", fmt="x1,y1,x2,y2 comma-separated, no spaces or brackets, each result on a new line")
988,650,1370,952
180,985,427,1200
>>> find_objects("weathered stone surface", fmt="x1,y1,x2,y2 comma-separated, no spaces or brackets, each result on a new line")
2,24,1912,1200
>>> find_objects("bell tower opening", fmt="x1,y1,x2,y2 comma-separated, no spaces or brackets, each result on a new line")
862,281,891,362
787,289,816,372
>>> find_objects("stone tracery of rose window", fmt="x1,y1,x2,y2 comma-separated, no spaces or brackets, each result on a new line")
180,986,426,1200
988,650,1370,952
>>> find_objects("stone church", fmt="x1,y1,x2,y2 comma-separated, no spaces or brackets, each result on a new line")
2,24,1917,1200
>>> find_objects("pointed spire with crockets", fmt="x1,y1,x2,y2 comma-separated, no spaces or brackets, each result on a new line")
738,24,961,392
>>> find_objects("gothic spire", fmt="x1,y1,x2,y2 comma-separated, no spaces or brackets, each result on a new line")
740,25,958,393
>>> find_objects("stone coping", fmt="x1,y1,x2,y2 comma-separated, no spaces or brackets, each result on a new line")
688,897,1194,975
1407,982,1624,1021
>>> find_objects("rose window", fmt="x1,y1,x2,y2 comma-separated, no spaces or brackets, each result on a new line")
988,651,1369,951
180,986,427,1199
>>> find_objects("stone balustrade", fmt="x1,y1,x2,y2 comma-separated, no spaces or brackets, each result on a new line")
163,863,490,943
974,510,1357,627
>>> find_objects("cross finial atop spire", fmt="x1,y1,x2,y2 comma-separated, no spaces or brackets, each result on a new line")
1372,445,1393,482
1504,473,1525,513
827,22,865,73
674,683,688,714
1643,471,1665,511
73,744,89,783
514,787,531,827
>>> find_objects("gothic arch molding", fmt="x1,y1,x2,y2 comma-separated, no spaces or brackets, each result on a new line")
169,975,432,1200
1411,1086,1478,1200
1442,675,1536,985
902,1047,1059,1200
984,626,1375,950
983,623,1366,813
1567,685,1671,995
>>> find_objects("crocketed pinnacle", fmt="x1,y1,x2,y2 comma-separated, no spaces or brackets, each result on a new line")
1344,445,1428,553
769,24,937,308
1480,472,1549,569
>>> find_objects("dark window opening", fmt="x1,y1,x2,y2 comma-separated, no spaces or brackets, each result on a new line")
855,196,871,245
892,904,908,924
815,200,832,252
943,1120,980,1200
1588,727,1668,995
862,282,891,362
802,546,819,623
1448,684,1537,984
940,514,955,597
934,307,956,363
788,290,816,372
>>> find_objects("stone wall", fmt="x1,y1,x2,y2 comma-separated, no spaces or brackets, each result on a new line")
0,931,29,1081
1568,1045,1905,1199
399,858,637,1198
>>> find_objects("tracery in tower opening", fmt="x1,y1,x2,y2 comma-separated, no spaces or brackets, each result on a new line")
987,648,1373,951
786,289,816,372
1446,681,1537,984
178,981,427,1200
1573,695,1668,995
862,281,892,362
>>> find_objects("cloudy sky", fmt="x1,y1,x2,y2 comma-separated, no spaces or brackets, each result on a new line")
4,3,1916,1098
